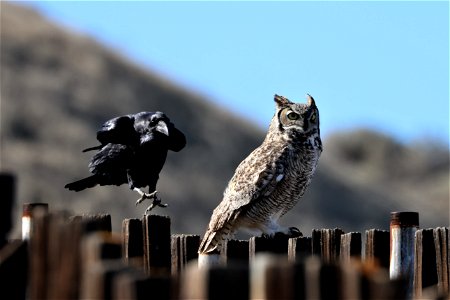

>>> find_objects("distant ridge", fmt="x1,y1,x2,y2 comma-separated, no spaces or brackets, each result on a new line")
1,2,448,237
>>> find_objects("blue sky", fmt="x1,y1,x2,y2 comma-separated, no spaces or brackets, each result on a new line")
23,1,449,145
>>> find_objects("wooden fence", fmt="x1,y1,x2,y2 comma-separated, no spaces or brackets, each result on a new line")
0,174,448,299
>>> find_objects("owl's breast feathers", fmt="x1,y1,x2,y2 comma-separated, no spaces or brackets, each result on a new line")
215,133,321,225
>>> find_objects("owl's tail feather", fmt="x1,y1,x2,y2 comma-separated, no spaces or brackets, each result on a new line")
198,223,234,255
64,175,98,192
198,230,219,254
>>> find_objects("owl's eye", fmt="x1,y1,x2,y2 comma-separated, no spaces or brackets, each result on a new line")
310,112,317,123
287,111,299,120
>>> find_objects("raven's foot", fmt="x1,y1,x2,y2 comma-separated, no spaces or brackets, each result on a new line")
144,197,168,214
135,189,158,206
133,188,168,214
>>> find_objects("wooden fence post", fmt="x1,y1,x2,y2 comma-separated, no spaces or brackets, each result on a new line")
80,213,112,234
209,264,249,299
171,234,200,275
0,240,28,300
180,261,249,299
340,232,362,262
414,228,438,298
223,239,249,265
113,270,172,300
122,218,144,269
311,228,344,262
365,229,390,269
288,236,312,262
142,214,171,276
249,234,291,262
80,233,123,299
179,261,208,299
22,203,49,240
28,208,50,300
304,256,321,299
389,211,419,299
250,254,292,300
434,227,449,296
29,212,117,300
319,262,342,299
0,173,15,248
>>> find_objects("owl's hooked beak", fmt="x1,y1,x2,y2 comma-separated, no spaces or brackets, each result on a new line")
155,120,169,136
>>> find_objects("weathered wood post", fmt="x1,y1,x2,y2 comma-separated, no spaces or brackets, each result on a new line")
22,203,49,240
288,236,312,262
223,239,249,265
389,211,419,299
180,261,249,299
0,241,28,300
434,227,449,296
0,173,15,248
365,229,390,268
80,233,123,299
0,173,27,300
142,214,171,276
122,218,144,268
250,254,293,300
81,213,112,234
311,228,344,262
414,228,438,298
28,206,50,300
113,269,171,300
340,232,362,262
249,233,294,262
49,213,114,300
171,234,200,275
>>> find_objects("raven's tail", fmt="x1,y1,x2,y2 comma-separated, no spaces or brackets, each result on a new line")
65,175,98,192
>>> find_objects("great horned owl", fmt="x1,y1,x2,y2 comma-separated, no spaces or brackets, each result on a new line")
65,111,186,213
199,94,322,254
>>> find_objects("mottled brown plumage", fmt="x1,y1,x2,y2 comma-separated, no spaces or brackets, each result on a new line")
199,94,322,254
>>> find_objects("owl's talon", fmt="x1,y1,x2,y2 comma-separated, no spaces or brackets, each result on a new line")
288,227,302,238
260,227,302,239
261,233,271,239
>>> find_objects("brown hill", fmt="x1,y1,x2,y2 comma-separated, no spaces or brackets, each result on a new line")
1,3,448,238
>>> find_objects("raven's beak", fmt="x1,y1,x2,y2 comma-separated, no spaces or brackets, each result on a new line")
155,120,169,136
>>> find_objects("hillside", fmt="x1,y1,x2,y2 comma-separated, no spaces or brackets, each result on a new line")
1,3,448,237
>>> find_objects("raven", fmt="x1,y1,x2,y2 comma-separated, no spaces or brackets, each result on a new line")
65,111,186,213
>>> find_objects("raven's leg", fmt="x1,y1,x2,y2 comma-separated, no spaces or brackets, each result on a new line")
128,171,167,213
127,171,157,205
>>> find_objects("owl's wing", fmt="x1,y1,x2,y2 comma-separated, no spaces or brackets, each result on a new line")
210,146,287,231
199,147,287,253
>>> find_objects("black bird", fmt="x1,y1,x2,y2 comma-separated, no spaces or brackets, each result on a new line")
65,111,186,213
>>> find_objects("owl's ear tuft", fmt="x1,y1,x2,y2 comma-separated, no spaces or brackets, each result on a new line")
274,94,292,108
306,94,316,107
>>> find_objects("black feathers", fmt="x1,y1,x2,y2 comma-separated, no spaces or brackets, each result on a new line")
65,111,186,198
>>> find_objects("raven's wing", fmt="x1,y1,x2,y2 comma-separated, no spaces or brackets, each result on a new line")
88,143,134,178
96,115,139,145
82,115,139,152
167,125,186,152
